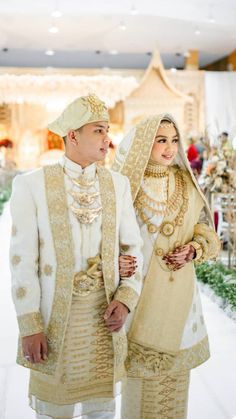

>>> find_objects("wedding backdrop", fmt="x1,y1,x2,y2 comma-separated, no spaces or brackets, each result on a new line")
1,1,236,418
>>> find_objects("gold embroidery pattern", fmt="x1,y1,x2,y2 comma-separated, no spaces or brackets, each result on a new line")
193,223,221,264
119,117,161,201
15,287,27,299
11,225,17,236
43,264,53,276
73,254,104,296
11,254,21,266
127,335,210,378
29,290,114,404
17,312,44,337
141,371,189,419
114,286,139,312
43,164,75,374
39,238,45,248
18,164,75,374
81,94,108,120
97,166,116,303
97,166,127,380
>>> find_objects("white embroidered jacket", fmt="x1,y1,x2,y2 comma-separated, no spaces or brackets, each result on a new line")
9,157,143,375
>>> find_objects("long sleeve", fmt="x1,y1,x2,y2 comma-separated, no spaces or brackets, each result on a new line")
114,176,143,312
189,209,221,264
9,175,44,337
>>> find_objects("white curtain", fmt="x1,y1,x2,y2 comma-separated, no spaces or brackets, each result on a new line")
204,71,236,144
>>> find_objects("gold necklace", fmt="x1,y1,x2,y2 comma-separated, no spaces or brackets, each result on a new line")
144,160,169,178
63,167,102,224
135,169,188,236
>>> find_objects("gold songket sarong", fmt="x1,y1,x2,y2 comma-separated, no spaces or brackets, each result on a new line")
29,258,115,416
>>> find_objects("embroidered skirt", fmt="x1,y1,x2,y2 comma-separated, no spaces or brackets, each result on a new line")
29,287,116,418
122,371,190,419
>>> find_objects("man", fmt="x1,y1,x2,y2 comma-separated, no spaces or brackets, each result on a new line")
9,94,143,419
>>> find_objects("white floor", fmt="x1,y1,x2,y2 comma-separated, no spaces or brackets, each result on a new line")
0,203,236,419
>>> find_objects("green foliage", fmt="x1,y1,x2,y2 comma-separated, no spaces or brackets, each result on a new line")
196,262,236,310
0,185,11,215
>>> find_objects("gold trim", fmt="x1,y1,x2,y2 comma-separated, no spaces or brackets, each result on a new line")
17,164,75,374
97,166,116,303
11,254,21,266
188,240,203,261
43,164,75,373
193,223,221,263
120,117,161,201
114,286,139,312
17,312,44,337
15,286,27,299
98,166,127,381
127,336,210,378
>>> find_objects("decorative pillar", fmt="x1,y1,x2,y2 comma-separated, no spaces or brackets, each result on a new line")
185,50,199,70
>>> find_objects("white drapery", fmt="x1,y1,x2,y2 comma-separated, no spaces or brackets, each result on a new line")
205,71,236,144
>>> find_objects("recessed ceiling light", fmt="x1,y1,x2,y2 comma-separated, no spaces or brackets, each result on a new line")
183,51,190,58
170,67,177,73
119,22,127,31
109,49,118,55
195,28,200,35
130,5,138,15
45,49,55,56
207,16,215,23
51,10,62,18
48,26,59,34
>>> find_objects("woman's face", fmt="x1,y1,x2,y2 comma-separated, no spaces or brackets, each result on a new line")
150,122,179,165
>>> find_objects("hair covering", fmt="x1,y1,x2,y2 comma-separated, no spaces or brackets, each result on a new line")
112,113,214,226
48,94,109,137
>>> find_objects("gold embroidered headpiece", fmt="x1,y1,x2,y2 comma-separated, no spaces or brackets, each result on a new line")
48,94,109,137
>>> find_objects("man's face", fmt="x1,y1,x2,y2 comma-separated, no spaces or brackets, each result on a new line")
70,121,111,164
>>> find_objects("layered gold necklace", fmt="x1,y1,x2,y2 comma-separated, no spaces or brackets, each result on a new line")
134,161,189,236
63,167,102,224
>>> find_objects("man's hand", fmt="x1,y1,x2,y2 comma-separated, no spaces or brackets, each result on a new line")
22,332,48,364
104,300,129,332
119,255,137,277
162,244,196,271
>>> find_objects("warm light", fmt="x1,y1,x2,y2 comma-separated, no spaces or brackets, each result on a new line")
48,26,59,34
183,51,190,58
170,67,177,73
130,5,138,15
45,49,55,56
119,22,126,31
109,49,118,55
51,10,62,18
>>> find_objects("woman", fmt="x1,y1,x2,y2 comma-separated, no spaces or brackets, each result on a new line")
112,114,220,419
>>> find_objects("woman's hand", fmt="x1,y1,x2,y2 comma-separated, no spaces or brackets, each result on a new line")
162,244,196,271
119,255,137,277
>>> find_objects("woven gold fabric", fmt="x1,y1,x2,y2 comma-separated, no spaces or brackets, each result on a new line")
29,286,114,407
122,371,190,419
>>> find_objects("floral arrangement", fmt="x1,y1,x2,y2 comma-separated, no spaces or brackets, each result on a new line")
202,148,236,193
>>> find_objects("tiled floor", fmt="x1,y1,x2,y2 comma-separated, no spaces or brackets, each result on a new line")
0,204,236,419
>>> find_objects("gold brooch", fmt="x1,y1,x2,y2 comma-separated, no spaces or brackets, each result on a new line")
81,94,107,117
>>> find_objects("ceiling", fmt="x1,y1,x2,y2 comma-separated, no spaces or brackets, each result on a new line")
0,0,235,70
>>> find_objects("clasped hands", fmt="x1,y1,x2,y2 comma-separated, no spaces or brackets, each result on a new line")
162,244,196,271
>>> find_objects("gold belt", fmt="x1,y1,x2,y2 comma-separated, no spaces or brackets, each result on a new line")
73,254,104,296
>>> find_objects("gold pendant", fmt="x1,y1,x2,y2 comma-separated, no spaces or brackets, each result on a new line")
160,221,175,237
70,205,102,224
69,190,99,205
71,176,96,188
